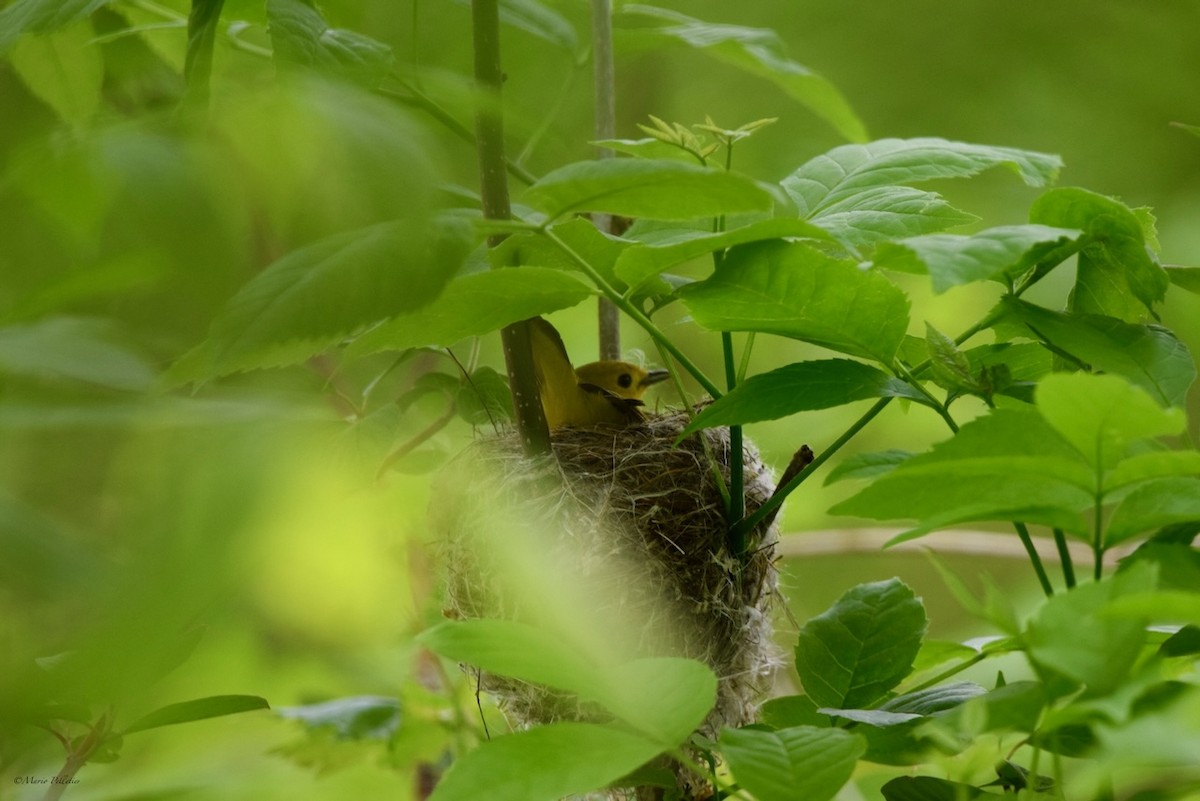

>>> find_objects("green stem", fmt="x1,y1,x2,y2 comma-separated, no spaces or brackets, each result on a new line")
894,361,959,433
1052,528,1076,588
1014,522,1055,596
540,229,723,399
736,332,755,384
904,651,988,695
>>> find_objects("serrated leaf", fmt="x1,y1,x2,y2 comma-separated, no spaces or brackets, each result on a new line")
277,696,400,740
0,0,108,54
781,138,1061,219
874,224,1082,293
522,158,772,221
720,726,865,801
678,240,910,363
9,20,102,127
682,359,921,435
802,185,978,250
795,579,927,709
614,217,834,295
428,722,661,801
823,449,913,485
121,695,269,736
0,317,155,391
1031,187,1168,320
200,218,472,376
1036,372,1186,469
1001,298,1196,408
1106,478,1200,546
616,5,865,143
346,267,592,358
267,0,393,87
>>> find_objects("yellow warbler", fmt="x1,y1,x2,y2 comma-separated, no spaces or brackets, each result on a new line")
527,317,669,429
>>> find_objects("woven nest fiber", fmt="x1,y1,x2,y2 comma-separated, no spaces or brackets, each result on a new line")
434,409,782,744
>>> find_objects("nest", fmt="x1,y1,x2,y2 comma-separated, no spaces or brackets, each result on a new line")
433,410,782,783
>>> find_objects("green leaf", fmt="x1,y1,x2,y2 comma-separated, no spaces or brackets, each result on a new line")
1166,265,1200,295
1035,373,1187,470
881,776,986,801
277,696,400,740
615,5,866,143
0,0,107,54
592,137,701,163
795,579,927,709
613,217,834,295
1160,626,1200,657
831,409,1095,537
595,658,716,747
816,708,921,727
0,317,155,391
781,138,1061,220
456,367,513,426
9,20,103,127
925,323,980,395
682,360,920,434
495,217,631,290
759,695,829,729
799,185,979,249
267,0,394,87
182,0,224,105
522,158,772,222
495,0,577,52
121,695,270,736
1025,568,1154,695
346,267,592,358
874,225,1082,293
881,682,985,716
200,219,472,376
824,449,912,485
428,722,662,801
1106,478,1200,546
720,726,865,801
678,241,910,362
1104,451,1200,491
1001,299,1196,408
1030,187,1169,320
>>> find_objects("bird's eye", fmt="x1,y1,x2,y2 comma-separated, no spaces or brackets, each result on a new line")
617,373,633,388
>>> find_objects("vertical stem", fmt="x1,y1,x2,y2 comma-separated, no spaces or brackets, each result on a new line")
591,0,621,360
472,0,550,456
182,0,226,113
1014,522,1055,597
1052,528,1076,588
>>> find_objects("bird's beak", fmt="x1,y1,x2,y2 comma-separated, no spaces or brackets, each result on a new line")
640,369,670,388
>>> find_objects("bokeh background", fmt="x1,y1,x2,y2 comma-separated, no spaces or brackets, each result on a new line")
1,0,1197,798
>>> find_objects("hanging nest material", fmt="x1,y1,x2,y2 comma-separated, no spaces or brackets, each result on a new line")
433,408,782,749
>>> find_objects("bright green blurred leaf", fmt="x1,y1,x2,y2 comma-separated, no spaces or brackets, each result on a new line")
615,5,866,142
1106,478,1200,546
9,20,103,127
720,725,865,801
678,240,910,362
428,722,661,801
1035,373,1186,469
0,317,155,391
874,224,1082,293
795,579,927,709
121,695,270,736
1104,451,1200,492
682,359,922,434
596,658,716,747
267,0,394,87
522,158,772,221
1166,265,1200,295
346,267,592,358
0,0,107,54
1000,299,1196,407
1031,187,1168,320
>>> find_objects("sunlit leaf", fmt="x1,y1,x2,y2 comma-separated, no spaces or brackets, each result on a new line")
1106,478,1200,546
720,725,865,801
800,185,978,249
678,240,910,362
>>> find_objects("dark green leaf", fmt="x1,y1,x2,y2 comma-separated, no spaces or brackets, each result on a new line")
882,682,985,716
456,367,513,426
796,579,927,709
347,267,592,358
121,695,269,736
277,696,400,740
522,158,772,222
1106,478,1200,546
182,0,224,105
0,0,108,54
267,0,394,87
816,707,921,727
613,217,834,295
678,240,910,362
824,449,913,485
759,695,829,729
615,5,866,142
874,224,1082,293
682,360,920,434
1000,298,1196,408
925,323,980,395
1159,626,1200,658
1031,187,1169,320
881,776,985,801
781,138,1061,220
720,726,865,801
198,219,473,375
428,722,662,801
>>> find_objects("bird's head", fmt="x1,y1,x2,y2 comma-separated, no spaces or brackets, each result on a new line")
575,360,670,400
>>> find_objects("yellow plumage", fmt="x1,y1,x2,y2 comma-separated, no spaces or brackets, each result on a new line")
527,317,669,429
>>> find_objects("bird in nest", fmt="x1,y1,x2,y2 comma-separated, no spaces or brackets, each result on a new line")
527,317,669,429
